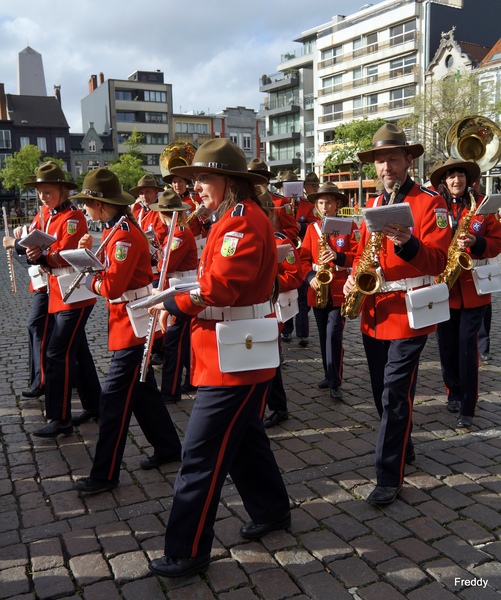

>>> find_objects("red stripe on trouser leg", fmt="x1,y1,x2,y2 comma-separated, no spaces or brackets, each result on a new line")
62,309,85,421
398,363,417,485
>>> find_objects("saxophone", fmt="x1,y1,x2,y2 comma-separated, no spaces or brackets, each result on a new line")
434,188,476,290
316,220,334,309
341,180,401,319
186,193,201,225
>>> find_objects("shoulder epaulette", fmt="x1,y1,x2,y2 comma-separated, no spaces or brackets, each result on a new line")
419,186,439,197
178,225,185,232
274,231,287,240
120,221,130,231
69,205,78,211
231,203,245,217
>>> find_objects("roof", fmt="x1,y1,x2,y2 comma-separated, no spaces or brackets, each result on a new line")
479,36,501,68
6,94,69,128
456,41,492,65
70,133,113,151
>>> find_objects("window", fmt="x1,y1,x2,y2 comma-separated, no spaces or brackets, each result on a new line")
320,45,342,67
365,32,378,53
353,37,362,58
175,122,182,133
117,134,128,143
20,136,30,147
202,124,208,134
353,67,363,87
37,137,47,152
322,74,342,94
88,140,97,152
390,20,416,47
87,160,100,170
75,160,83,176
0,153,12,169
144,90,167,102
229,133,238,144
260,141,265,153
0,130,11,149
115,90,132,101
243,134,251,151
116,112,135,122
367,94,378,114
366,65,378,84
189,123,195,133
145,154,160,166
390,55,416,79
390,86,415,110
353,96,363,117
322,102,343,121
145,112,167,123
145,133,168,145
56,137,66,152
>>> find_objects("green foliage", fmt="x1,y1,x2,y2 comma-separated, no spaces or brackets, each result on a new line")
109,154,147,192
75,171,89,193
0,144,41,195
123,127,146,161
323,117,388,180
398,71,501,162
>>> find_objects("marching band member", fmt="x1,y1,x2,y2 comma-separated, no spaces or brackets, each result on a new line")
150,189,198,402
148,139,290,579
304,171,320,198
72,169,181,493
162,173,209,239
301,183,359,400
431,158,501,427
17,164,101,438
343,124,450,505
130,174,168,244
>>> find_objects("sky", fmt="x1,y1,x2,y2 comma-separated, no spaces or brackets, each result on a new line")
1,0,362,133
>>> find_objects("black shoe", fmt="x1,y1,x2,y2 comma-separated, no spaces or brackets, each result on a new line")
240,512,291,539
447,400,460,413
281,333,291,343
297,337,309,347
329,387,343,400
162,393,181,403
22,387,44,398
72,410,99,426
33,420,73,438
457,414,473,428
318,379,329,389
140,453,181,470
367,485,402,505
74,477,119,494
149,554,210,578
406,450,416,464
180,383,197,394
150,353,164,366
480,352,492,362
263,410,289,429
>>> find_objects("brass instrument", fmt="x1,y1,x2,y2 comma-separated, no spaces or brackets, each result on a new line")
2,207,17,294
288,195,303,249
186,194,201,225
341,180,401,319
159,141,197,179
434,189,476,290
316,218,333,309
446,116,501,173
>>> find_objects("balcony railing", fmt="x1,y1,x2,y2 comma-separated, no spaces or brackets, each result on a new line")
259,71,299,88
318,99,414,123
280,43,316,63
267,149,301,161
304,94,315,110
304,121,314,136
267,125,299,136
318,66,417,97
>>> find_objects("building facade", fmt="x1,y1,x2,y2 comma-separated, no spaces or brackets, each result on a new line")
70,121,114,180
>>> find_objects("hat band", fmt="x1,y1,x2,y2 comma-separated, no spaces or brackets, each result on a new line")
373,139,407,149
82,189,104,198
37,178,67,183
193,161,243,172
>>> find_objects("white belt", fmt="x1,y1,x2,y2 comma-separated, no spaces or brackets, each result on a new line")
165,269,198,279
471,258,495,268
109,284,152,304
198,300,274,321
379,275,433,293
52,267,74,277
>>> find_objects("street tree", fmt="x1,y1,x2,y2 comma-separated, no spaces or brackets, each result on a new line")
323,117,388,181
0,144,41,197
109,154,147,192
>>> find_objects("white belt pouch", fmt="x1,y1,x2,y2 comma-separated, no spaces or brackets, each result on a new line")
58,273,97,304
126,297,162,339
215,317,280,373
275,289,299,324
405,283,450,330
28,265,47,290
472,262,501,295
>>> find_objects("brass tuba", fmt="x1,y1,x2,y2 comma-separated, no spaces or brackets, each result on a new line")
159,141,197,179
446,115,501,173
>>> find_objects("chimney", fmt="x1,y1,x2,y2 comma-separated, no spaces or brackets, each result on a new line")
88,74,98,94
0,83,7,120
99,72,104,86
54,85,61,105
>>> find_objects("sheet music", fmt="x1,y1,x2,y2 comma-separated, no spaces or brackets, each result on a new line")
363,204,415,233
277,244,293,262
283,181,304,198
18,229,56,250
476,194,501,216
321,216,353,237
59,249,105,272
130,282,199,310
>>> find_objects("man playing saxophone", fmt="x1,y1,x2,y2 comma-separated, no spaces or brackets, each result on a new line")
343,124,450,505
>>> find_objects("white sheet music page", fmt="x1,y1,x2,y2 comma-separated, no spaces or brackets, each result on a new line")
18,230,57,250
59,249,105,272
363,204,415,233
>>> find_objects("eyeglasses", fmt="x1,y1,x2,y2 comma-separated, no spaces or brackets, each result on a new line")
193,174,212,185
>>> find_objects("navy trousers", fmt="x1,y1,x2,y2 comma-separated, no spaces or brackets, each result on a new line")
363,334,427,487
164,382,289,557
436,305,486,417
313,304,345,389
282,282,310,338
267,366,287,412
27,291,54,390
91,344,181,481
478,302,492,354
161,317,191,395
44,305,101,420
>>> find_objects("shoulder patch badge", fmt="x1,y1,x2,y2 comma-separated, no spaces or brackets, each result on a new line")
285,250,296,264
221,234,240,257
354,229,361,242
435,210,448,229
115,241,131,261
67,220,79,235
284,204,292,215
171,237,182,250
336,238,346,248
472,220,482,233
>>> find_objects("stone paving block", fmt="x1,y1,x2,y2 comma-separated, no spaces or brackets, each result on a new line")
108,551,150,585
379,557,429,593
96,522,138,558
433,535,492,569
69,509,118,531
69,553,111,586
302,498,340,520
405,516,449,542
0,529,20,549
350,534,397,566
0,566,30,598
275,548,324,578
140,535,164,562
301,530,353,564
398,485,430,505
121,577,166,600
476,492,501,512
366,517,411,543
405,471,442,491
444,474,483,494
261,528,298,552
461,504,501,530
407,581,458,599
380,498,420,522
84,492,117,513
358,582,407,600
0,544,28,570
0,510,19,533
328,556,378,587
285,483,318,504
322,513,369,541
298,571,352,600
30,537,64,571
50,490,86,519
417,500,458,524
62,529,100,558
32,566,75,599
484,542,501,562
19,492,45,511
126,514,165,542
459,587,501,600
114,499,163,520
214,516,245,548
307,478,353,504
230,542,277,574
452,462,491,481
448,519,496,545
447,447,495,468
206,557,248,593
289,507,319,534
13,479,39,497
471,561,501,591
332,470,369,490
338,499,380,522
168,582,216,600
431,486,474,510
22,505,53,528
392,537,440,564
219,587,266,600
424,557,471,592
83,580,122,600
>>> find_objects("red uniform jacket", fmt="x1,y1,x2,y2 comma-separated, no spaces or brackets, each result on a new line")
89,218,154,351
157,224,198,275
354,179,450,339
301,219,359,307
171,199,278,386
271,192,300,242
448,198,501,309
275,232,303,293
133,201,169,244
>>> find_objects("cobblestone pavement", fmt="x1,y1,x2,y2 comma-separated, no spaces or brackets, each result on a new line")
2,248,501,600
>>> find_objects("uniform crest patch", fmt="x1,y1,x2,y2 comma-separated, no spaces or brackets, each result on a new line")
284,204,292,215
115,241,130,261
436,213,447,229
171,237,182,250
354,230,361,242
221,235,239,257
67,220,79,235
472,221,482,233
336,238,345,248
285,250,295,264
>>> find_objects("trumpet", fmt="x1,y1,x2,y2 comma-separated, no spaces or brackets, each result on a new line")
2,207,17,295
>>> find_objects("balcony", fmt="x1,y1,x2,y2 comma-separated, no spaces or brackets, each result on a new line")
263,126,300,142
318,99,414,125
280,43,315,63
262,96,301,117
318,66,417,98
304,121,314,137
267,155,301,167
259,71,299,92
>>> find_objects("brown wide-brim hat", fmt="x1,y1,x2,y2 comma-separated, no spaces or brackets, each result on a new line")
255,185,275,209
248,157,276,180
171,138,267,184
71,168,136,206
24,163,77,190
274,171,298,189
162,173,190,185
307,182,349,207
358,123,424,163
129,174,165,195
304,172,320,184
149,189,191,213
430,157,481,190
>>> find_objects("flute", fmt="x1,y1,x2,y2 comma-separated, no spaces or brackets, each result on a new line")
62,215,126,303
3,207,17,295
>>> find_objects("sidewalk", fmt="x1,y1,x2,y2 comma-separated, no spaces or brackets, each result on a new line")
1,249,501,599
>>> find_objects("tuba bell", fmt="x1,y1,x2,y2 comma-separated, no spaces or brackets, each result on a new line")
159,141,197,179
446,115,501,173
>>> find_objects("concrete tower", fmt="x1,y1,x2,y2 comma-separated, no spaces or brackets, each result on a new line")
17,46,47,96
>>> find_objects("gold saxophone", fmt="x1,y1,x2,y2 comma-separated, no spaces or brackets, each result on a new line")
434,188,476,290
316,219,334,309
341,180,401,319
186,194,201,225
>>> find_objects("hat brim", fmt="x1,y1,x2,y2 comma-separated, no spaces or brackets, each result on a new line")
162,173,191,184
129,184,165,195
248,168,276,180
358,143,424,163
149,200,191,212
24,180,78,191
307,190,349,208
71,190,136,206
171,164,268,185
430,159,481,190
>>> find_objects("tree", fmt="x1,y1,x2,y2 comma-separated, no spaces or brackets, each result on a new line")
0,144,41,196
109,154,147,192
323,117,388,180
398,71,500,163
123,127,146,161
